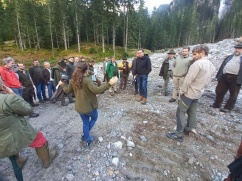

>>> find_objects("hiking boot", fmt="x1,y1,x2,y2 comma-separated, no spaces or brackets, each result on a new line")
110,92,114,96
114,91,118,94
210,104,220,108
220,108,231,113
137,96,143,102
169,98,176,102
86,137,94,149
164,92,168,96
166,132,184,142
29,112,39,118
141,98,147,105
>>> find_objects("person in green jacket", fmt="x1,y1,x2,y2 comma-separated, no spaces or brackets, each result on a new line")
60,62,118,148
0,83,57,181
106,57,119,96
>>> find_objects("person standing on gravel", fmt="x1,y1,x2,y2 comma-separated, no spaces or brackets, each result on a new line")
159,50,176,97
59,63,118,148
118,57,130,91
106,57,119,96
102,57,110,82
210,43,242,113
170,47,193,102
0,82,57,181
131,52,139,95
134,49,152,105
166,45,216,142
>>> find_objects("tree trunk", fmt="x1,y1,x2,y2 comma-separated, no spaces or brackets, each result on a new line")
55,28,59,49
33,16,40,49
48,4,54,57
75,10,80,53
124,11,129,53
26,26,32,48
63,19,67,50
102,18,105,53
112,23,116,57
16,12,23,51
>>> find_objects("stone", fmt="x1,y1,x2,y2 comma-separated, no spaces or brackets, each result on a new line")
140,135,148,142
98,137,104,142
112,157,119,166
127,140,135,147
113,141,123,150
66,173,74,181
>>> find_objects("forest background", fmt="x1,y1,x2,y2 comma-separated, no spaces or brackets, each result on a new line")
0,0,241,66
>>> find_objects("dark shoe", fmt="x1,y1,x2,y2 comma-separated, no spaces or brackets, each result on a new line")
43,98,50,102
164,93,168,96
81,135,85,141
62,102,68,106
114,91,118,94
166,132,184,142
220,108,231,113
69,100,75,104
210,104,220,108
169,98,176,102
110,92,114,96
30,102,39,107
86,137,94,149
29,112,39,118
39,100,45,103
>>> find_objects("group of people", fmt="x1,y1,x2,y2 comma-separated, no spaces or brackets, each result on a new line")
0,43,242,181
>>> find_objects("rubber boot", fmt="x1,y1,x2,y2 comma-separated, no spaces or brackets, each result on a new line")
15,154,28,169
9,155,23,181
35,142,57,168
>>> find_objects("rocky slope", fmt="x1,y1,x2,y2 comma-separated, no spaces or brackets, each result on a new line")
0,39,242,181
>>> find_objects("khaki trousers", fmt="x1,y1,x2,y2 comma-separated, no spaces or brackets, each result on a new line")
172,76,185,99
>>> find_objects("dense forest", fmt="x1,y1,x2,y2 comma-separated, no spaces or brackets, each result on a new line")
0,0,241,53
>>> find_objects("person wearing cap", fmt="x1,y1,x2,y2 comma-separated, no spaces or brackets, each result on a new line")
170,46,193,102
166,45,216,142
159,50,176,97
211,43,242,113
118,57,130,91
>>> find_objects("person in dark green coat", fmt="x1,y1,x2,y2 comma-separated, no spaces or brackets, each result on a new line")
106,57,118,96
0,83,57,180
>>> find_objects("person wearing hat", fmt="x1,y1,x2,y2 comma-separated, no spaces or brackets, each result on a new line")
170,47,193,102
211,43,242,113
118,57,130,91
159,50,176,96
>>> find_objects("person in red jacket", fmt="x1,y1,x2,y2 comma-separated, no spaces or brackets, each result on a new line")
0,57,23,96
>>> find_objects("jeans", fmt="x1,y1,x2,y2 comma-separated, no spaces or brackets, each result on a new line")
35,83,46,101
47,81,56,99
137,74,148,98
79,109,98,143
176,95,198,136
11,87,23,97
